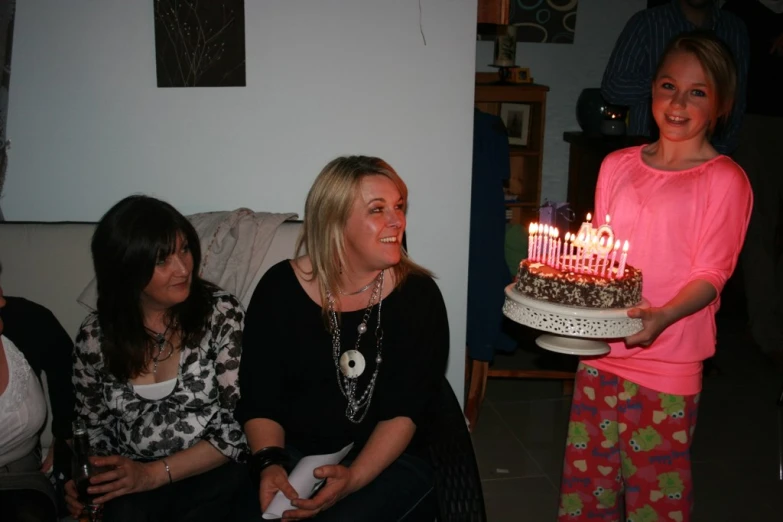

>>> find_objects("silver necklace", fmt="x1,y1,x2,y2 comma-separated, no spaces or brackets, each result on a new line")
326,270,384,423
338,275,379,296
145,324,174,375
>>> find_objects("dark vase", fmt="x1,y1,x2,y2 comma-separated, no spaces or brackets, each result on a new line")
576,88,608,136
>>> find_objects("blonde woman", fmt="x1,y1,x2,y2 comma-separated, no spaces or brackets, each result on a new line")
236,156,449,521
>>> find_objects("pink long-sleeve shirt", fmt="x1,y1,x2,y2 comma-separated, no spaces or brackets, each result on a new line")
585,146,753,395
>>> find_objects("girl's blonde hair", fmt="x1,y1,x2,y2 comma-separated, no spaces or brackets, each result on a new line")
655,30,738,136
295,155,433,313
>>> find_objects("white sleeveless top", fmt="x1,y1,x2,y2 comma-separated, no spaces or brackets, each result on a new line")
133,378,177,401
0,335,48,467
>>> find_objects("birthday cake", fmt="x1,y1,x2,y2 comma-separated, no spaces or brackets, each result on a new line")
513,215,643,309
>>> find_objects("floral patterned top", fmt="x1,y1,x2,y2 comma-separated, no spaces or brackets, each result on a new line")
73,292,248,462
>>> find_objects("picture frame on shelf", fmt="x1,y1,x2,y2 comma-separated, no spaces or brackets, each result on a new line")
500,102,531,146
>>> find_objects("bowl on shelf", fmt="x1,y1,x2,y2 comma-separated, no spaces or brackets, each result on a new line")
576,88,628,137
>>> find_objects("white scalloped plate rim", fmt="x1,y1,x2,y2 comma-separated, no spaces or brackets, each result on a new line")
504,285,650,318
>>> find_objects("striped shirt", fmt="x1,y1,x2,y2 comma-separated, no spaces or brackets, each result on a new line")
601,0,749,154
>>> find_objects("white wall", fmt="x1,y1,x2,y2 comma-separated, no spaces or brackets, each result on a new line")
4,0,477,400
477,0,646,204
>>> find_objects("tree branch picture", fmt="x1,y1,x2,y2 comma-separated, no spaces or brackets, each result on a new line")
154,0,246,87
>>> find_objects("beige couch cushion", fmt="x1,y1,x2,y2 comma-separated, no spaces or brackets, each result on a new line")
0,223,96,338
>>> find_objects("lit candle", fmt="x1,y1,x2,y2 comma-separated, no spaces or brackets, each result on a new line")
609,239,620,279
541,224,549,264
528,223,537,261
552,228,560,267
599,237,608,277
547,227,554,267
528,223,535,260
569,233,576,271
533,223,541,262
590,236,599,274
547,226,555,267
576,233,585,273
563,232,571,270
617,240,629,279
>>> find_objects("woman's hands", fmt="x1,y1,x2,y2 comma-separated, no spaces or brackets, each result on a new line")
259,464,298,513
63,455,166,516
280,465,355,520
624,306,673,348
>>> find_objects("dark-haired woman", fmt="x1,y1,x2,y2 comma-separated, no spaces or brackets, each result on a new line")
64,195,253,522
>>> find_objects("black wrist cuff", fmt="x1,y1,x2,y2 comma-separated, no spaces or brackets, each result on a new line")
249,446,291,480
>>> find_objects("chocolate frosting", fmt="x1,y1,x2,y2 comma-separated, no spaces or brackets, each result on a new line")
514,257,643,309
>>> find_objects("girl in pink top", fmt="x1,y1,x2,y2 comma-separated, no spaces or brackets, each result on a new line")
558,32,752,522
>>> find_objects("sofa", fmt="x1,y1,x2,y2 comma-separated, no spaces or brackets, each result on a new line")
0,218,485,521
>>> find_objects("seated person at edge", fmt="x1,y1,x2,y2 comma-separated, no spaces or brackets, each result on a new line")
235,156,449,521
64,195,253,522
0,262,75,522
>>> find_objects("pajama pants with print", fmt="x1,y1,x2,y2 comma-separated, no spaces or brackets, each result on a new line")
558,363,699,522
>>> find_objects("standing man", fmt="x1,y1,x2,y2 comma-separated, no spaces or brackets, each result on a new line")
723,0,783,370
601,0,749,154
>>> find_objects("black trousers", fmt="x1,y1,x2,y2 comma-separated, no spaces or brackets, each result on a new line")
102,461,259,522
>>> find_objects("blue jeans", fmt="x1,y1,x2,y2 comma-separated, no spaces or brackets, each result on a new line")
284,447,436,522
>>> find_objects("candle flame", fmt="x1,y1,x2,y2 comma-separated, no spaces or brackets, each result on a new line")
614,239,621,250
529,222,536,234
553,229,559,238
586,213,592,222
622,240,629,252
605,214,611,224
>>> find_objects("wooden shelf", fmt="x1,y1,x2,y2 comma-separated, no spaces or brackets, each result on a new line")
475,75,548,225
509,147,540,157
504,202,538,208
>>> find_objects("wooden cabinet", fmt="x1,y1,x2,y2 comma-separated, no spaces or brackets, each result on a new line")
477,0,509,25
474,73,549,224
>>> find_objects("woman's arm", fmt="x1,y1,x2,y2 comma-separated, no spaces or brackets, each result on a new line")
72,316,116,455
198,294,248,461
625,280,716,347
343,416,415,492
85,439,228,504
244,418,285,452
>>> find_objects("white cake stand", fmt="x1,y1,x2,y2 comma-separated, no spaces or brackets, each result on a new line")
502,284,648,356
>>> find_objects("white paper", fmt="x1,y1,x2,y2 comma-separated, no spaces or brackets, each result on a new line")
262,442,354,520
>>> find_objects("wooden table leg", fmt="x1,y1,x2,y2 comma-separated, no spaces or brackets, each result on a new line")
464,358,489,432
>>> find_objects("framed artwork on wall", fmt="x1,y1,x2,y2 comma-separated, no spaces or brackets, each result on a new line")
510,0,579,44
500,103,531,146
154,0,246,87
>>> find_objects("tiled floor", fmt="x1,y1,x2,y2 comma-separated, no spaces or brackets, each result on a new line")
470,287,783,521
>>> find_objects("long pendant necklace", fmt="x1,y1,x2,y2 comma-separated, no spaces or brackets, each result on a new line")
327,270,384,423
145,324,174,375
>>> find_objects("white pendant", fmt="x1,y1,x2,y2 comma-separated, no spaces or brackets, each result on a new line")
339,350,366,379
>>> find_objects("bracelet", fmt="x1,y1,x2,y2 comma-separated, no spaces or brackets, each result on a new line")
162,459,173,485
249,446,290,480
